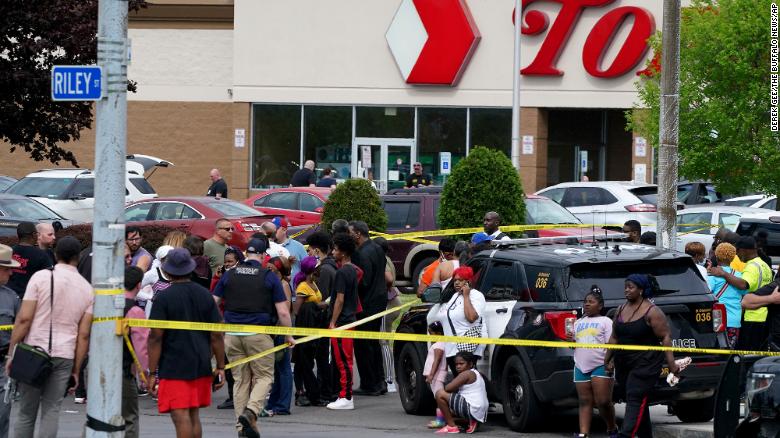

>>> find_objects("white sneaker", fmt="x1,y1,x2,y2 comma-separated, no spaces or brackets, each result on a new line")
326,397,354,410
74,397,86,404
387,382,397,393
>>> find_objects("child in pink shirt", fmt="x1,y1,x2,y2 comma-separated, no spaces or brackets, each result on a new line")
424,322,448,429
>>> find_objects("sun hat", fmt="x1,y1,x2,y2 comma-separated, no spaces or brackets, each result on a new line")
161,248,196,276
0,244,20,268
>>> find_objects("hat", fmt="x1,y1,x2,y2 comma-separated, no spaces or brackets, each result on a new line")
736,236,757,250
161,248,196,276
155,245,174,260
471,232,493,244
0,244,20,268
246,238,268,255
272,217,283,229
17,222,36,237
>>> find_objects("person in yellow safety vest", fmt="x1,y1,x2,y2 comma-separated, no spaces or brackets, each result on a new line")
709,236,772,350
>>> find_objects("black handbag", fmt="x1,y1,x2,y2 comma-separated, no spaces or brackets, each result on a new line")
9,269,54,387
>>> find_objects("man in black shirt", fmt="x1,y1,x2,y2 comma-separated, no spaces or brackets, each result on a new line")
8,222,52,298
348,221,388,396
290,160,316,187
206,168,228,198
404,162,432,188
316,168,337,188
743,282,780,349
148,248,225,436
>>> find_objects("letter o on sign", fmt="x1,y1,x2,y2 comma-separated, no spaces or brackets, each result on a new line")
582,7,656,78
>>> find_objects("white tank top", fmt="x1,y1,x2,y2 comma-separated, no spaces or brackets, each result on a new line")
459,369,488,422
440,260,460,290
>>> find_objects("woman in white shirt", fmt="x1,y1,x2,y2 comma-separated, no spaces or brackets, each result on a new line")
439,266,488,374
433,351,488,434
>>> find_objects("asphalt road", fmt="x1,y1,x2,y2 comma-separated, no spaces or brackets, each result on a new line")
13,386,713,437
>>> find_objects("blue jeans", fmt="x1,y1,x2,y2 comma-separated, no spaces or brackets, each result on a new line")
266,338,292,414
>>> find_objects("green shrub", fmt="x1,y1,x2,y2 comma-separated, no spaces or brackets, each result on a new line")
439,146,525,229
321,179,387,232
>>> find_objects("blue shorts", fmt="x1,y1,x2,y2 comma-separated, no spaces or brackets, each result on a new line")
573,365,612,383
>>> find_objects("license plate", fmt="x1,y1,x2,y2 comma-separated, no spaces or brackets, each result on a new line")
694,308,712,324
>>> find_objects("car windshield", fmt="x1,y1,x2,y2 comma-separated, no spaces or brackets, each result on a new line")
0,198,61,219
207,199,264,217
6,177,74,199
567,259,709,301
725,198,761,207
525,198,581,224
130,178,156,195
629,186,658,205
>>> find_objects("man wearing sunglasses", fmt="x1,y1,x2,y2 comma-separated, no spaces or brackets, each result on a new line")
205,218,233,275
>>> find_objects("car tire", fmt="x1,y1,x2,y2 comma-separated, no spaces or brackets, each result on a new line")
501,355,542,431
396,342,436,415
675,395,715,423
411,256,438,292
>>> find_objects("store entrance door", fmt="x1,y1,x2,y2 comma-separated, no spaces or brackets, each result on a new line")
352,138,415,193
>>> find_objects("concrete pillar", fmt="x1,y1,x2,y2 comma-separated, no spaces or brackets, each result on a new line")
518,107,549,193
231,102,252,200
630,108,654,184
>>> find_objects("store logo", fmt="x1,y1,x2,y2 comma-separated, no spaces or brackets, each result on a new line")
385,0,480,86
518,0,656,78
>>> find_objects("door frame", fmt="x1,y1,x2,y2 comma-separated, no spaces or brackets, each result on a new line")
352,137,416,193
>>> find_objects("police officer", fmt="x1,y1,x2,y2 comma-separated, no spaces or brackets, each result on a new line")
213,237,295,438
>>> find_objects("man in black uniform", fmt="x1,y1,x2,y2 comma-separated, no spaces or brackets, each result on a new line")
290,160,316,187
348,221,388,396
742,282,780,350
207,168,228,198
404,162,431,188
8,222,51,298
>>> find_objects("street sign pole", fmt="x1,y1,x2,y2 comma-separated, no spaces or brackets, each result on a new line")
86,0,129,436
510,0,522,172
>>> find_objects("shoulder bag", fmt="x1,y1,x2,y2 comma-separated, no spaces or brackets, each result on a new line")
9,269,54,387
446,293,483,354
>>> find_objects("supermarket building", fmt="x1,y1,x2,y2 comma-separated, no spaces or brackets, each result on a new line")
0,0,660,199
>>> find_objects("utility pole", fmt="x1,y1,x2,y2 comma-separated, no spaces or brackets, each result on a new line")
86,0,129,436
510,0,522,171
656,0,681,250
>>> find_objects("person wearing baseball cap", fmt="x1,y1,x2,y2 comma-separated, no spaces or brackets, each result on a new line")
212,237,295,437
147,248,226,437
0,244,19,437
7,222,52,298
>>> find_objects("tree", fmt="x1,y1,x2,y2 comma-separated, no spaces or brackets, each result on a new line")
321,179,388,232
0,0,145,165
628,0,779,199
438,146,525,229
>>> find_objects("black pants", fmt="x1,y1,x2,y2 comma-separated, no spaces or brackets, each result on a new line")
316,337,334,401
618,370,656,438
353,315,385,391
737,321,768,351
294,344,321,402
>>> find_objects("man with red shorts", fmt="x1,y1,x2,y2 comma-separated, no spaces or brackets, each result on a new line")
148,248,225,437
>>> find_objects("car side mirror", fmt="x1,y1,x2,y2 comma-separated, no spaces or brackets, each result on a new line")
422,284,442,303
314,207,324,213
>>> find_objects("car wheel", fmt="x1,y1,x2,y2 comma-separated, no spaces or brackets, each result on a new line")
675,395,715,423
412,255,438,291
501,355,542,431
396,342,436,415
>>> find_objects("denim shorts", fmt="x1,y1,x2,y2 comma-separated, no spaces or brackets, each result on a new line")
573,365,612,383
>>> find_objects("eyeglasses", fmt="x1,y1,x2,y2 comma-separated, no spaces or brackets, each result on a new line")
218,227,234,231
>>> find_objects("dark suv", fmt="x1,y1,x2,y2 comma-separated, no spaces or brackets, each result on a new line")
393,239,728,431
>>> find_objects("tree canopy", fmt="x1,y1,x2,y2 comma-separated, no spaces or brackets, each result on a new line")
321,178,388,232
628,0,778,197
0,0,145,165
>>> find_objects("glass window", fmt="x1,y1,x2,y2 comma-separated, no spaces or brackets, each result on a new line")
0,199,61,219
355,107,414,138
130,178,156,195
563,187,617,207
70,179,95,198
525,197,581,225
206,199,262,217
125,203,153,222
299,194,324,212
762,198,777,210
676,184,693,203
481,261,518,301
383,200,421,230
304,106,352,181
7,177,74,199
523,266,562,302
152,203,197,221
630,186,658,205
417,108,466,185
470,108,511,156
252,105,301,188
538,188,565,204
265,192,299,210
718,213,741,232
677,212,713,233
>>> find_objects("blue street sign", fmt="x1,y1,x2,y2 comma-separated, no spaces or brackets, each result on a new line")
51,65,103,101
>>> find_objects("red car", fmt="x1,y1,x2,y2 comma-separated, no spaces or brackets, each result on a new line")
244,187,332,226
124,196,291,249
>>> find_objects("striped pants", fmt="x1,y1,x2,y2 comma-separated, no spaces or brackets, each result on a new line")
331,337,354,400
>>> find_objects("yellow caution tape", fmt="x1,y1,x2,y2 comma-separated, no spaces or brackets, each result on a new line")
94,289,123,296
122,328,149,386
0,325,12,331
289,224,317,240
370,231,438,245
93,316,123,324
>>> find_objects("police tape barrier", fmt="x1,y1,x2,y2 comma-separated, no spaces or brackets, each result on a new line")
290,224,317,240
124,317,780,358
370,230,438,245
0,325,11,331
123,329,149,386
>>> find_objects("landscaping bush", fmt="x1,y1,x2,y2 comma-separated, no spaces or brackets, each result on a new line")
321,178,387,232
439,146,525,229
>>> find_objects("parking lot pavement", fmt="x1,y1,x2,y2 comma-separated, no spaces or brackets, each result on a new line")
18,387,714,438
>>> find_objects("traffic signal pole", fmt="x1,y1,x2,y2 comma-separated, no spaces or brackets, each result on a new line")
656,0,681,250
86,0,129,436
510,0,522,171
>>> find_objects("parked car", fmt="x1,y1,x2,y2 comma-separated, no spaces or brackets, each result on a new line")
726,194,777,210
0,176,17,193
677,180,724,205
5,155,172,222
244,187,332,226
675,206,771,252
394,239,728,431
124,196,296,249
736,212,780,264
535,181,661,227
0,194,73,237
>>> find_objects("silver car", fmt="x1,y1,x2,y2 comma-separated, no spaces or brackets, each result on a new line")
674,205,772,252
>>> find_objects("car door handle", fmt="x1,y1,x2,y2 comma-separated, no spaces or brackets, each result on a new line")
496,307,508,314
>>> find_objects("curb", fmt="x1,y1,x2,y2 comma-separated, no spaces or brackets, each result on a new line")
654,424,713,438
